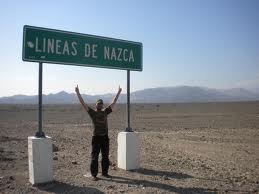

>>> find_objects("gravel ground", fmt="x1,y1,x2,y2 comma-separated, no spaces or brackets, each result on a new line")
0,102,259,193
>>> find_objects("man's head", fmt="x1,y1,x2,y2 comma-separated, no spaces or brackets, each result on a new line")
96,99,104,111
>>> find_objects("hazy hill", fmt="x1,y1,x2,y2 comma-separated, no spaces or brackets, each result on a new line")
131,86,259,103
0,86,258,104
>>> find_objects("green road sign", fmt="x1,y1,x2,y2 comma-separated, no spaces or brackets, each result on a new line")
22,25,143,71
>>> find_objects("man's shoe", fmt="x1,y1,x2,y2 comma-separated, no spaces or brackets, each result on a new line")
91,176,98,181
102,174,112,178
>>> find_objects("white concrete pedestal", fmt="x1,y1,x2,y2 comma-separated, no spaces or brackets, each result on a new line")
117,132,140,170
28,136,53,184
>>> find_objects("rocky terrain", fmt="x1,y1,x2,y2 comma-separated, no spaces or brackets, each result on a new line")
0,102,259,193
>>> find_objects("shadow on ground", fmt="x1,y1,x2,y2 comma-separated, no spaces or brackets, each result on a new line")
135,168,193,179
101,168,215,193
136,168,227,183
104,175,216,194
36,181,104,194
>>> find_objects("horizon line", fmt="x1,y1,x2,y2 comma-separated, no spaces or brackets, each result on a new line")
0,85,258,98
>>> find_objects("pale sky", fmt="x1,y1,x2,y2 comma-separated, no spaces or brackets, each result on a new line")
0,0,258,97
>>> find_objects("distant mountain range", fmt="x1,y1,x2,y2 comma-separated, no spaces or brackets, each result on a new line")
0,86,259,104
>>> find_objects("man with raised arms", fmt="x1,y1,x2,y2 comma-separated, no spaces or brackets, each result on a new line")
75,85,122,181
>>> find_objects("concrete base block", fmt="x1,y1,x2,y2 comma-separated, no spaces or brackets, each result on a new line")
117,132,140,170
28,136,53,184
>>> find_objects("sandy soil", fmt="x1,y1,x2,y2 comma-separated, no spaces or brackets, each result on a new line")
0,102,259,193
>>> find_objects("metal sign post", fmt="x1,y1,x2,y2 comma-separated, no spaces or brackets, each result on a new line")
35,62,45,138
126,70,133,132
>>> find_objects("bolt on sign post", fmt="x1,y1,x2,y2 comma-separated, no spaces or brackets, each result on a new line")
22,25,143,137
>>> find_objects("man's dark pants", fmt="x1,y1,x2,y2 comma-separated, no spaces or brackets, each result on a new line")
90,135,109,177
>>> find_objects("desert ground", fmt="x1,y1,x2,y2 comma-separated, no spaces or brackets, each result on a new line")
0,102,259,193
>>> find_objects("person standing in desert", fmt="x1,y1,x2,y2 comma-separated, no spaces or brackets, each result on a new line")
75,85,122,181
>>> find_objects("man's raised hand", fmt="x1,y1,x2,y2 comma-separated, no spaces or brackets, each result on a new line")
118,85,122,93
75,85,80,94
75,85,89,111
